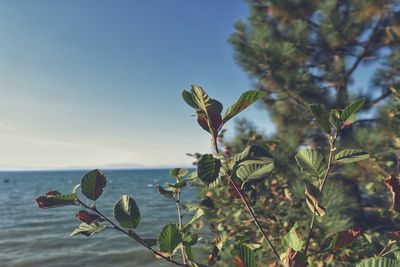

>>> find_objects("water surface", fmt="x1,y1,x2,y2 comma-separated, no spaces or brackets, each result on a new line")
0,169,196,267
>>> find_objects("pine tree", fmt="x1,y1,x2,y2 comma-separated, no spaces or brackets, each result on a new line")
209,0,400,265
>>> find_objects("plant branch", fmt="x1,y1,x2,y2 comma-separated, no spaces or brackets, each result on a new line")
175,191,188,264
226,174,282,265
213,136,220,154
345,16,382,80
304,132,339,255
76,198,189,267
364,89,392,109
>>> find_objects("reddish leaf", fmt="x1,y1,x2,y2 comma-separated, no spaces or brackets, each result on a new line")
36,191,76,209
385,175,400,212
197,111,222,135
197,111,210,133
331,225,361,251
75,210,102,223
233,255,245,267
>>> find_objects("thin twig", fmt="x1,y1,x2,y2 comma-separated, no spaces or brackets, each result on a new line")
304,132,339,255
175,191,188,264
345,16,383,80
76,198,189,267
227,174,282,265
215,143,281,265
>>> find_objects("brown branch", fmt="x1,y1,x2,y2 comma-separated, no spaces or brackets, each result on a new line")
226,174,282,265
364,90,392,108
76,198,189,267
345,16,383,80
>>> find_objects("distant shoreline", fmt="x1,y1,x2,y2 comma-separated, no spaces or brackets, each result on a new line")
0,167,195,173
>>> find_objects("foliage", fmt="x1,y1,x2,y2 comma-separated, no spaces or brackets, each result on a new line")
34,1,400,266
208,0,400,265
36,84,400,266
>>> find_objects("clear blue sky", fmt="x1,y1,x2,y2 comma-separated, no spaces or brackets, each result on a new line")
0,0,274,170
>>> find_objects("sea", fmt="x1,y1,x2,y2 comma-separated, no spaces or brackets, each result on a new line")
0,169,198,267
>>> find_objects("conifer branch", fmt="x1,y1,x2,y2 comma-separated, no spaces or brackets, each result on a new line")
345,16,383,80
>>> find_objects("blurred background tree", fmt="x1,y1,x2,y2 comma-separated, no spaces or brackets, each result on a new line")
206,0,400,265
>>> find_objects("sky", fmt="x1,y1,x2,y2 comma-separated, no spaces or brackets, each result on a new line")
0,0,276,170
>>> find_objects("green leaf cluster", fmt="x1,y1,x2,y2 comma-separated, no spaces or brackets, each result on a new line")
183,85,264,149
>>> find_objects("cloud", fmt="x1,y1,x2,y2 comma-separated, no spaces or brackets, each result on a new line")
0,128,140,170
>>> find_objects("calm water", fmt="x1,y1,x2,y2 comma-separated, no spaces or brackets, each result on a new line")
0,169,197,267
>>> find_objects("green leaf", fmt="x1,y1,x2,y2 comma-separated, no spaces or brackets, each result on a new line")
394,251,400,261
182,90,198,109
185,246,195,262
156,185,175,198
335,149,369,164
282,223,304,252
169,168,188,179
186,85,223,137
233,244,256,267
80,169,107,201
233,145,273,165
51,193,77,201
308,104,331,133
355,257,399,267
329,109,342,130
235,157,274,183
223,90,265,124
190,85,223,114
70,222,106,237
113,195,141,229
183,208,205,231
158,224,182,253
304,179,326,216
295,149,326,178
343,113,357,126
197,154,221,184
341,98,365,121
182,232,198,246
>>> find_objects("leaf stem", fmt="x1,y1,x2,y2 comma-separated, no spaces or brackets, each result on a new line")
76,197,189,267
304,132,339,255
175,191,188,264
226,174,282,264
213,135,219,154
